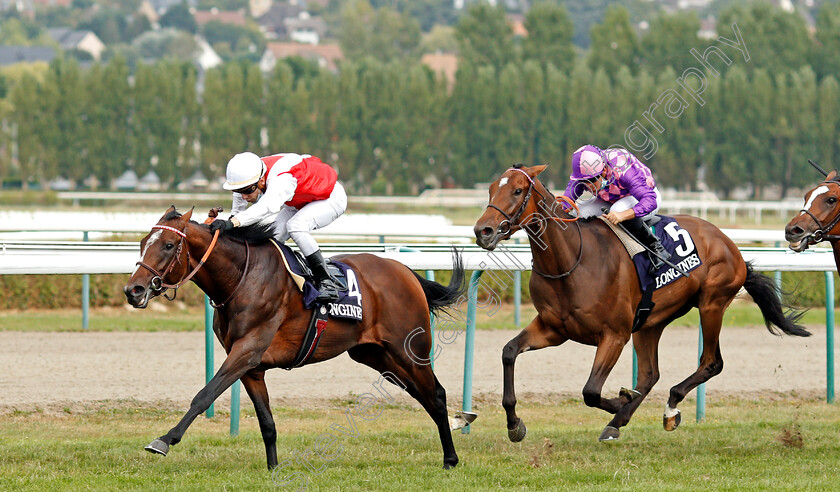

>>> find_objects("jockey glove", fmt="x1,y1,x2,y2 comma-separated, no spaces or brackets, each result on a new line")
210,219,235,234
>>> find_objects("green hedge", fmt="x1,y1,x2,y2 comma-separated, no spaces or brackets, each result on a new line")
0,270,834,311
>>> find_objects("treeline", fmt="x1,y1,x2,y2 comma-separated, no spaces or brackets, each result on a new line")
3,1,840,198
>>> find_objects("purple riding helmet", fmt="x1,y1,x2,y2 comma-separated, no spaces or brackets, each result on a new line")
569,145,608,181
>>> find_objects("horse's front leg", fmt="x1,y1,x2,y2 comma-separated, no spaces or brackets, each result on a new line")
580,332,629,441
145,333,272,456
241,370,278,469
502,315,566,442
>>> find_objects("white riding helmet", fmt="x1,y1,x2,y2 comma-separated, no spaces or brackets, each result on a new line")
223,152,265,191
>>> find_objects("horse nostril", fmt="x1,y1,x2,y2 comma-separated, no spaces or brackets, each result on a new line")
481,227,494,238
124,285,144,298
791,226,804,235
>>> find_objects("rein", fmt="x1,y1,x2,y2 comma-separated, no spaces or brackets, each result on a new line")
136,227,221,301
801,181,840,243
486,168,583,279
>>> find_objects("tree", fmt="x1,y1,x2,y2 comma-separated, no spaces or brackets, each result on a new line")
717,2,809,76
159,2,198,34
588,5,640,76
338,1,421,63
639,12,701,74
812,1,840,80
522,2,575,74
454,2,514,71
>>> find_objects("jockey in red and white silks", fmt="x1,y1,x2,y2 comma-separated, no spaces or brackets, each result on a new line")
213,152,346,302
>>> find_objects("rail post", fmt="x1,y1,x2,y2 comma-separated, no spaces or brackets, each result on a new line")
205,295,214,418
82,231,89,329
462,270,483,434
825,272,835,403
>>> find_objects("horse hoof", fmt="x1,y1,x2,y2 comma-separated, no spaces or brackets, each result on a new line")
598,426,621,442
663,410,682,432
508,419,527,442
145,438,169,456
619,387,642,405
443,460,458,470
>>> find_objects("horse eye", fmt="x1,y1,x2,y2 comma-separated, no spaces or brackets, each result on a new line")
165,243,175,250
829,197,837,205
514,188,523,196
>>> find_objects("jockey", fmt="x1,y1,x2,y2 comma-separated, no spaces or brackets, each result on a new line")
211,152,346,302
563,145,669,271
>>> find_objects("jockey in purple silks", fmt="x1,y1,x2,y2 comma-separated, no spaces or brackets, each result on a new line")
563,144,670,271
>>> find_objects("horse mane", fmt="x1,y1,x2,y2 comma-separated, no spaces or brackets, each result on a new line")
220,221,276,244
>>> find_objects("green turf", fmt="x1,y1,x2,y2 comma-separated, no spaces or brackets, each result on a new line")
0,397,836,491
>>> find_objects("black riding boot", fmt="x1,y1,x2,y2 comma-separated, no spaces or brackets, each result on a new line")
624,217,669,273
305,250,342,303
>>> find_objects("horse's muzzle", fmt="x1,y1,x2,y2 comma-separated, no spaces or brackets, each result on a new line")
784,224,810,252
124,283,153,309
474,224,500,251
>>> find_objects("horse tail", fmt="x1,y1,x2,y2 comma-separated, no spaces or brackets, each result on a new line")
743,261,811,337
411,247,467,314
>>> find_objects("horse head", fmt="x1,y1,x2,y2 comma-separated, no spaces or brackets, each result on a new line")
785,170,840,252
474,164,547,250
124,206,195,308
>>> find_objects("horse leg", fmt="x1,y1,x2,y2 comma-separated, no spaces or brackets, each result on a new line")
603,328,664,437
145,336,270,456
664,304,725,431
502,315,567,442
348,344,459,469
241,370,278,470
578,332,629,441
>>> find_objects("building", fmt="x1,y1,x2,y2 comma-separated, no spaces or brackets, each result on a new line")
284,13,327,45
46,28,106,61
192,8,248,27
260,42,343,73
0,46,55,66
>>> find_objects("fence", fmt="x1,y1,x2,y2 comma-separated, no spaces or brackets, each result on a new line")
0,242,836,435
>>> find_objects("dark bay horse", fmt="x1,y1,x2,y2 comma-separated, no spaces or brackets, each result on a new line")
124,207,467,469
474,165,810,442
785,168,840,272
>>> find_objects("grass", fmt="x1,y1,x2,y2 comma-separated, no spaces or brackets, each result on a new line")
0,302,833,332
0,397,837,491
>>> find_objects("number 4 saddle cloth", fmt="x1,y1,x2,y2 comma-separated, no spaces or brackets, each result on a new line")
269,239,363,322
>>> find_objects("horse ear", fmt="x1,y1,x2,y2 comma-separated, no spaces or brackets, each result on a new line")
181,207,194,223
527,164,548,178
828,170,837,181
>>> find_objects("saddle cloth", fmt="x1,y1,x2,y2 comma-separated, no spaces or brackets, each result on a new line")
599,215,702,291
269,239,363,321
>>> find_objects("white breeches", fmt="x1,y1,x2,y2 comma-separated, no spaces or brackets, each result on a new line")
273,182,347,256
576,187,662,221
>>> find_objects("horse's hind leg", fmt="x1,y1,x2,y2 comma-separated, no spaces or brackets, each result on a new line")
348,344,459,469
502,315,567,442
603,328,663,437
664,304,725,431
241,370,278,470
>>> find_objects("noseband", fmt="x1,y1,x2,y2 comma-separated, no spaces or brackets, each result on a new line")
800,181,840,243
136,226,222,301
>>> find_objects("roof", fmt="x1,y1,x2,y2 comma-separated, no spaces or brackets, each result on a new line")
0,46,55,66
258,2,303,31
265,42,343,71
284,16,327,36
46,28,92,48
193,9,248,26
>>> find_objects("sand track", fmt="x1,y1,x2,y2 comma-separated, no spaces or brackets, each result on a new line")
0,325,833,414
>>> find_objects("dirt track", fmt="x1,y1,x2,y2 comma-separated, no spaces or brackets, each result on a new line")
0,325,834,413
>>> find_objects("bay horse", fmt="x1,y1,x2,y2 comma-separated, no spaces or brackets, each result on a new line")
784,165,840,272
123,206,467,469
474,164,810,442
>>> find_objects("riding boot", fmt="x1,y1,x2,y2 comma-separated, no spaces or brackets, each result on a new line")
305,250,342,303
624,217,670,273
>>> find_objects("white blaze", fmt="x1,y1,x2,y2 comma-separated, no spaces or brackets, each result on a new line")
801,186,829,215
132,230,162,275
499,177,509,187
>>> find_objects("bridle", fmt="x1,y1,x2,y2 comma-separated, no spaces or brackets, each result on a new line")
135,225,248,305
800,181,840,244
485,168,583,279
